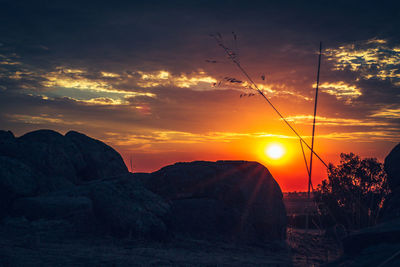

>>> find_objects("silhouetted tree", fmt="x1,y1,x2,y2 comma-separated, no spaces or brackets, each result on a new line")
315,153,389,230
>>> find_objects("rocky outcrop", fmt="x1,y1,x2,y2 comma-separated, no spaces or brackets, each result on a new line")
0,156,38,217
0,130,18,158
17,130,85,186
85,177,169,238
342,219,400,255
65,131,128,181
0,129,165,239
385,143,400,190
0,129,129,191
1,129,287,243
382,143,400,221
12,196,93,221
382,191,400,221
143,161,287,242
167,198,239,239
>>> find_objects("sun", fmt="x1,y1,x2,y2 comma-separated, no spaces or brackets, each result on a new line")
265,143,285,160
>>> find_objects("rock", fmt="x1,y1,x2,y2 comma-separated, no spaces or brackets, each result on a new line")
8,175,170,239
0,130,18,158
2,217,76,244
382,143,400,221
0,129,170,240
12,196,93,221
17,129,85,186
84,176,169,238
65,131,128,181
168,198,239,240
145,160,287,242
382,187,400,222
0,156,38,197
342,218,400,255
0,129,129,191
385,143,400,190
0,156,38,217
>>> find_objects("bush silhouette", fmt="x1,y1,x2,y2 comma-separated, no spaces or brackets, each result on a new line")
315,153,389,230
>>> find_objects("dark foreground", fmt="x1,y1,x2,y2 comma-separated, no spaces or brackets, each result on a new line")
3,219,400,267
0,220,341,267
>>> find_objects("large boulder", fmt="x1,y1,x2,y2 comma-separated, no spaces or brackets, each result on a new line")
65,131,128,181
382,188,400,221
85,177,169,238
0,129,129,191
382,143,400,221
0,130,19,158
385,143,400,190
0,156,38,217
337,218,400,266
143,160,287,242
0,129,169,239
17,130,85,186
8,175,170,239
12,196,93,222
168,198,239,240
343,218,400,255
43,175,170,239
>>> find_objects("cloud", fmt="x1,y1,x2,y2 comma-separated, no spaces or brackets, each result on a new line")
42,70,113,92
283,115,390,127
325,38,400,84
318,82,362,103
0,53,22,66
69,97,127,106
5,113,85,126
370,107,400,119
136,70,217,89
102,130,296,147
318,131,400,142
101,71,120,78
2,61,157,105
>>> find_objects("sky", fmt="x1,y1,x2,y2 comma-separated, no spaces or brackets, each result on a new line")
1,0,399,191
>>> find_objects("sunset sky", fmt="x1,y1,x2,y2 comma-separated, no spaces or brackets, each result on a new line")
1,0,399,191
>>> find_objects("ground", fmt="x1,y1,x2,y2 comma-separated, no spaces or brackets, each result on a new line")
0,219,342,267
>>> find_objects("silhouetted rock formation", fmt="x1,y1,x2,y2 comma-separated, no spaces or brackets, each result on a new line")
0,156,38,217
382,143,400,221
0,129,167,239
0,130,128,188
17,130,85,186
1,129,287,244
65,131,128,181
342,219,400,255
141,161,287,242
0,130,18,158
81,177,169,238
385,143,400,190
12,196,93,221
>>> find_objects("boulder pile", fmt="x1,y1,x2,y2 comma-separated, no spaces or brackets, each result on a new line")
0,130,168,239
0,129,287,243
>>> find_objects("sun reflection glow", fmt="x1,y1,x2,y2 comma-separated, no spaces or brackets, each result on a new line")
265,143,285,160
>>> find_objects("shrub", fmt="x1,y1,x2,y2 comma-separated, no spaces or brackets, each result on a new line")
315,153,389,229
